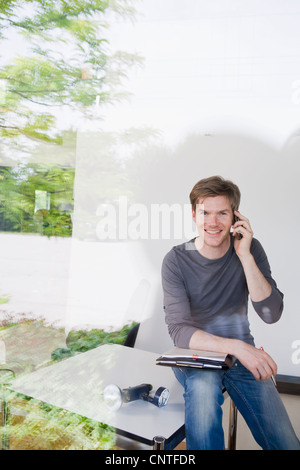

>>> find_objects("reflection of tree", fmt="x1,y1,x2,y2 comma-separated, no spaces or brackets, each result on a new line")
0,162,74,236
0,0,144,237
0,0,140,155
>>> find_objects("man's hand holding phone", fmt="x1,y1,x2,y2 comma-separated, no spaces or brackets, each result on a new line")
232,210,253,260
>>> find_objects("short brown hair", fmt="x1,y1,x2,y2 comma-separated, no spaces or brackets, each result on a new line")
189,176,241,213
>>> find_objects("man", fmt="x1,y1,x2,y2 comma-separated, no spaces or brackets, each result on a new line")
161,176,300,450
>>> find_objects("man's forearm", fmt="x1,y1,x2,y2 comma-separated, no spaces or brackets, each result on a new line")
238,253,272,302
233,210,272,302
189,329,237,355
189,329,277,381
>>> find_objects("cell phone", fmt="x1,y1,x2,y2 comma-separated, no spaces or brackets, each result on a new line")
233,215,243,240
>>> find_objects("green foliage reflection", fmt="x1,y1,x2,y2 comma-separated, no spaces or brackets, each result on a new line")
0,163,74,236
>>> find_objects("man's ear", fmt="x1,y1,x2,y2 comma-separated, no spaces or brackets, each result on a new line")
232,209,238,225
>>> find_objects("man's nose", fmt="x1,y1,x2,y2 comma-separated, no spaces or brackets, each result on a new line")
208,214,218,225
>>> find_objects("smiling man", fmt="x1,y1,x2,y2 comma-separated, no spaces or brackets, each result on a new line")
161,175,300,450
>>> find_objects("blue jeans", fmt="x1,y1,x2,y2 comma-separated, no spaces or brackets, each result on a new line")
173,360,300,450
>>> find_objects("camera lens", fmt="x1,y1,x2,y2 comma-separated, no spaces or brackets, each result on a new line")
103,384,123,411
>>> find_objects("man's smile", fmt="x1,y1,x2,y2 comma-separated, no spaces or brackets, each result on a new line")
205,229,222,235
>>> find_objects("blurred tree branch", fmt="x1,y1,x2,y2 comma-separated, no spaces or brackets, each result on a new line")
0,0,141,152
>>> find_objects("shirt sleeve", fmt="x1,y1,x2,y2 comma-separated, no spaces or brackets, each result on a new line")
161,249,198,348
250,239,284,324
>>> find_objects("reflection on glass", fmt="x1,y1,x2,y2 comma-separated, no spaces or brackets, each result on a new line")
0,163,74,236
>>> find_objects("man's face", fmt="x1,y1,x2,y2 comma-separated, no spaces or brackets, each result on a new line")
192,195,233,253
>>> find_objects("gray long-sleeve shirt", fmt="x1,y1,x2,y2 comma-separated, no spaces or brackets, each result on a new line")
161,235,283,349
